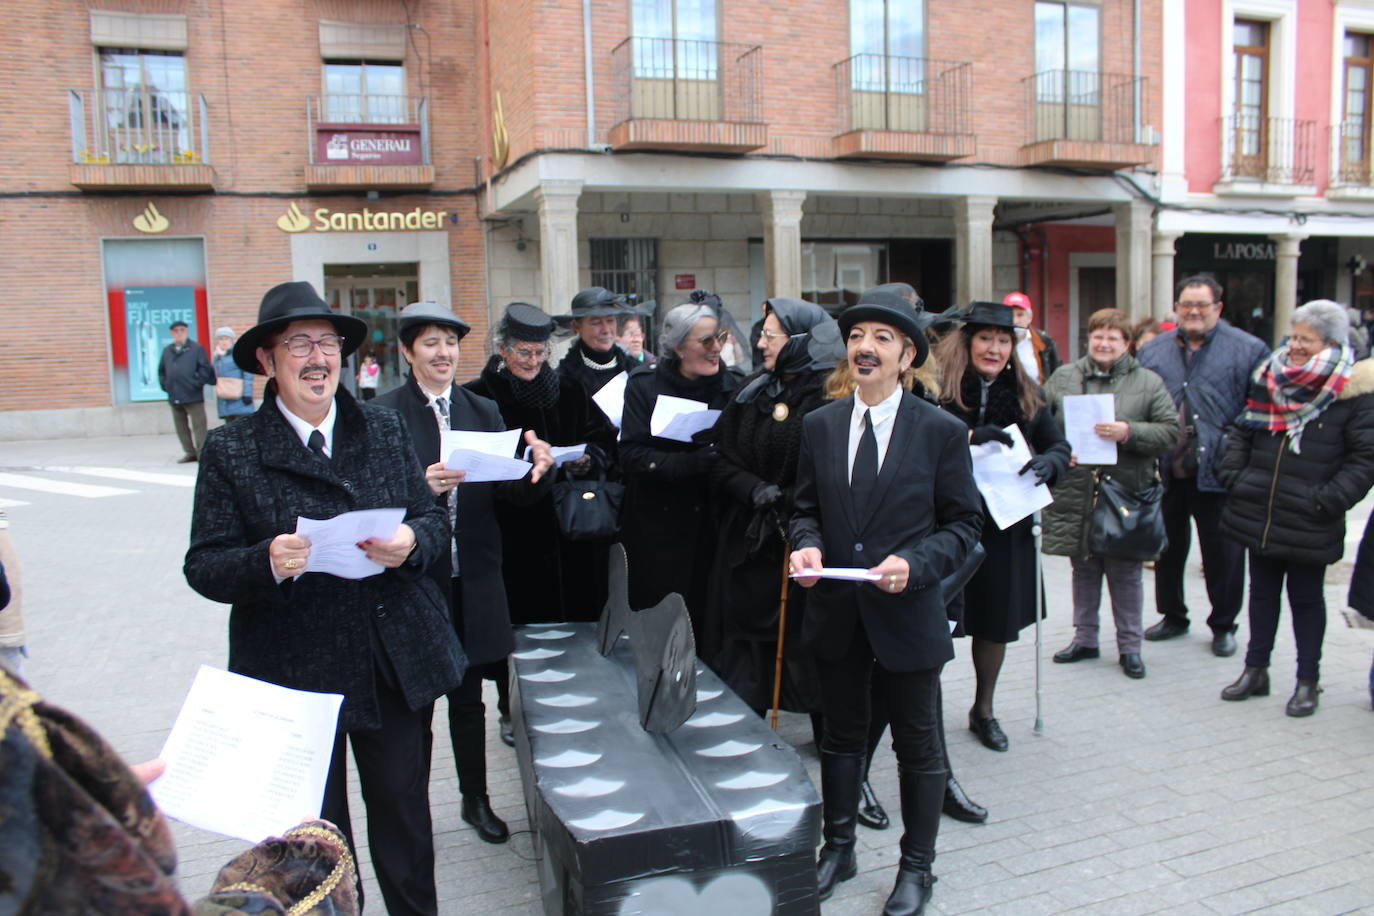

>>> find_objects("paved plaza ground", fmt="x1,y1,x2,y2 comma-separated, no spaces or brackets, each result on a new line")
4,431,1374,915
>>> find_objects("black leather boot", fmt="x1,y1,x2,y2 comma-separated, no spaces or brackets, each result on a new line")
816,750,863,901
942,775,988,824
1221,666,1270,701
1286,679,1321,717
883,767,944,916
859,779,890,830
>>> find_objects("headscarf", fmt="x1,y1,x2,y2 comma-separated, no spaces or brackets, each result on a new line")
735,298,832,404
1238,342,1354,452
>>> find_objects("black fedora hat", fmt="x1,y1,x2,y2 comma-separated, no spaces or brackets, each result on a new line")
554,286,637,323
233,281,367,373
956,301,1018,330
398,300,472,342
837,289,930,367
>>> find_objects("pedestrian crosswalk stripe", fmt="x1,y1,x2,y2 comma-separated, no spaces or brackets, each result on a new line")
0,472,137,499
49,466,197,488
0,498,30,508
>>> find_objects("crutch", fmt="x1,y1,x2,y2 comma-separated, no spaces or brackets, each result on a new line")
770,542,792,730
1032,509,1046,735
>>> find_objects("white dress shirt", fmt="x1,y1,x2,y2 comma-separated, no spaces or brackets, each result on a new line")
278,399,337,457
847,385,904,483
1014,328,1041,383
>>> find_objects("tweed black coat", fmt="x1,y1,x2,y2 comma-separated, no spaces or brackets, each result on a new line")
372,373,547,665
1218,358,1374,566
183,387,465,731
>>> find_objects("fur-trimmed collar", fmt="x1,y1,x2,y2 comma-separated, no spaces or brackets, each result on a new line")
1341,358,1374,399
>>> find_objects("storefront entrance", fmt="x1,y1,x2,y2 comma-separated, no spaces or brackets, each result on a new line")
323,263,418,394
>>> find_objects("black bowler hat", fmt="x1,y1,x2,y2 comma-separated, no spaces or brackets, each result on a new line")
838,289,930,367
398,300,472,342
499,302,555,342
233,281,367,373
554,286,636,323
956,301,1018,331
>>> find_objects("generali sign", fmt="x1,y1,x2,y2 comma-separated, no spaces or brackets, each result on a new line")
316,125,423,165
276,202,449,233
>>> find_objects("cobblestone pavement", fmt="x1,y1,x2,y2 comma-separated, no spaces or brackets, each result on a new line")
5,432,1374,915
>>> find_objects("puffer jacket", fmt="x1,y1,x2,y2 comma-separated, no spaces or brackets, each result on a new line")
1041,353,1180,558
1218,358,1374,566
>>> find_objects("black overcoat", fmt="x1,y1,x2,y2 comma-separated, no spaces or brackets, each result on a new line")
372,373,546,665
466,359,619,624
183,387,465,731
789,391,984,672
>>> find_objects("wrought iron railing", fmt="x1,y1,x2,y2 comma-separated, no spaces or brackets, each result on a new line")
307,95,430,165
611,37,764,123
1333,119,1373,185
1022,70,1146,145
68,87,209,164
1219,115,1316,184
833,54,971,136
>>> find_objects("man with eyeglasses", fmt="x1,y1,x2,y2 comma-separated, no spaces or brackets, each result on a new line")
1136,275,1270,657
185,282,466,916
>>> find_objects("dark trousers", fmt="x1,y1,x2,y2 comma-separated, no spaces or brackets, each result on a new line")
321,675,438,916
817,621,944,776
447,578,489,797
1245,553,1327,681
1156,476,1245,634
169,400,207,457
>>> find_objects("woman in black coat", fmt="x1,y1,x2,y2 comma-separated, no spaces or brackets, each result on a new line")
705,297,830,715
1218,300,1374,716
620,300,741,633
935,302,1070,752
465,303,619,625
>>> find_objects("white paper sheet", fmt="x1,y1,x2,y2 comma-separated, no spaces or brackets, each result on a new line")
295,507,405,579
525,443,587,466
650,394,721,442
150,666,343,843
789,567,883,582
970,423,1054,530
442,428,533,482
591,371,629,428
1062,394,1118,465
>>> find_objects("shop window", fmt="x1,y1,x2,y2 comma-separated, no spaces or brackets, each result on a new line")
97,48,189,163
1032,1,1101,141
630,0,719,119
847,0,927,131
323,60,406,124
1342,33,1373,183
1231,19,1270,178
590,238,659,307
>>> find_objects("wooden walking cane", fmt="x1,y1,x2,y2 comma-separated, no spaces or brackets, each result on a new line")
770,542,792,730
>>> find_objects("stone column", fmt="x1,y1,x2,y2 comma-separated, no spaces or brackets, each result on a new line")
1270,232,1307,346
535,179,583,314
1151,230,1182,321
1113,199,1154,320
953,195,997,305
758,189,807,299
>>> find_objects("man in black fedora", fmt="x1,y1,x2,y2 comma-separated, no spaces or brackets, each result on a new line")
555,286,640,397
184,281,466,916
790,292,982,915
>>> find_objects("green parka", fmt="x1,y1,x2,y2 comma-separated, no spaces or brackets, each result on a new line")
1041,353,1180,558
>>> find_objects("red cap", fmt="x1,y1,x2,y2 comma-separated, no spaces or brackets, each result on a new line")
1003,292,1032,313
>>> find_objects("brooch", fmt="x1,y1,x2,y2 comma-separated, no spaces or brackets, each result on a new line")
772,402,789,422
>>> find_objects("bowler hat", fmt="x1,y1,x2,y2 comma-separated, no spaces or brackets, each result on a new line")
233,281,367,374
838,289,930,367
398,300,472,342
957,301,1018,331
499,302,555,342
555,286,636,323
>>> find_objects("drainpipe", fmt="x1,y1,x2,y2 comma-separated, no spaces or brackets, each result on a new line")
584,0,597,148
1133,0,1143,143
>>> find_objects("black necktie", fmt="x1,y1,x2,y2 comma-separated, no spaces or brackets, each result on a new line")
851,408,877,515
307,429,327,460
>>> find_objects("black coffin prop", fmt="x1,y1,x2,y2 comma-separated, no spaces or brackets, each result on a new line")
510,552,822,915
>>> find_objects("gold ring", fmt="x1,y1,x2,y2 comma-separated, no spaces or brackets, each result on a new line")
284,558,301,570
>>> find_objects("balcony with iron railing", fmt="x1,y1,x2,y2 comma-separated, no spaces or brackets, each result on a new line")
1328,120,1374,198
830,55,974,161
305,94,433,190
1216,115,1316,193
1020,70,1154,169
607,37,767,152
67,87,214,190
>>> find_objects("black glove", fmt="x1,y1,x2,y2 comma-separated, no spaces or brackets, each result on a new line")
1019,454,1057,486
751,483,782,508
969,425,1014,448
684,444,720,476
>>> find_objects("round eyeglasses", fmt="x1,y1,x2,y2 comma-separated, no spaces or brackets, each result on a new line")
279,334,344,357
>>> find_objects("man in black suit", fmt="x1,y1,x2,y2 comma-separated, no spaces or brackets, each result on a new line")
372,301,553,846
790,296,982,916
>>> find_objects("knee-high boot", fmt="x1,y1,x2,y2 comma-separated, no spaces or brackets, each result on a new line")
816,750,863,901
882,767,944,916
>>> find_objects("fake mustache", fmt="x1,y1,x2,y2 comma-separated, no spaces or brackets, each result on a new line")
299,364,330,378
852,353,881,367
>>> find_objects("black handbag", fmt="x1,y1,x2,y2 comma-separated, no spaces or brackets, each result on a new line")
551,472,624,541
1088,471,1168,561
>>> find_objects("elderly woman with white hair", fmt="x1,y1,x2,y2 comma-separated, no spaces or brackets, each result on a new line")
619,298,743,625
1218,299,1374,716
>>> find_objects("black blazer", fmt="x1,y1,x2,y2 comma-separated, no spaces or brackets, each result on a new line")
372,374,548,664
789,390,983,672
183,387,464,731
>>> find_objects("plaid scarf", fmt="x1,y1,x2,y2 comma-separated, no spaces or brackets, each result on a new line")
1239,342,1353,453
